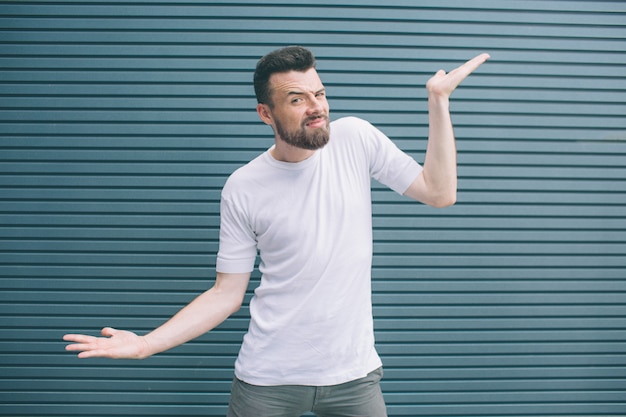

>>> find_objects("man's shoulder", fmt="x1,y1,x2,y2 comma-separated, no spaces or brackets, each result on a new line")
222,151,268,194
330,116,381,151
331,116,372,131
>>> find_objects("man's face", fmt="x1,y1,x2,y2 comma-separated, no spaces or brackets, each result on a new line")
264,68,330,150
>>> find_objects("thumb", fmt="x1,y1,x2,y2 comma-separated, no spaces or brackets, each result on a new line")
101,327,118,337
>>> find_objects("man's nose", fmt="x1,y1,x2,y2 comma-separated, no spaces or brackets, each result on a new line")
306,96,323,114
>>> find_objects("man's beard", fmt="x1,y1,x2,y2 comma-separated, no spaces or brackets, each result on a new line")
275,114,330,151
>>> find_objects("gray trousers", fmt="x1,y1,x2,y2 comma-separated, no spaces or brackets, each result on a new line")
227,367,387,417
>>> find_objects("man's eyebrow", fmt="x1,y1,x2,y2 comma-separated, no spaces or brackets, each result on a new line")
286,88,325,96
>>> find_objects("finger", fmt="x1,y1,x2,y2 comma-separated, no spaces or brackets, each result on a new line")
65,342,95,352
65,339,114,358
437,53,489,92
77,349,110,359
64,335,98,350
63,333,96,343
451,53,490,78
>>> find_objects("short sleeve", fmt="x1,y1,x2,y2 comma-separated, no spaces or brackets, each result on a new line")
215,192,257,274
362,119,423,194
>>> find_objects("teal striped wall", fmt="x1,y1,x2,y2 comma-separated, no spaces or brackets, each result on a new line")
1,1,625,416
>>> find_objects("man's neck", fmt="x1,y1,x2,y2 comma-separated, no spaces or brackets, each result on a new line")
270,141,316,163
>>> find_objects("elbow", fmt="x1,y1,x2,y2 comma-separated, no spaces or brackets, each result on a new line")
227,287,248,316
212,272,250,317
228,298,244,315
211,287,245,318
223,293,244,317
428,191,457,208
416,172,457,208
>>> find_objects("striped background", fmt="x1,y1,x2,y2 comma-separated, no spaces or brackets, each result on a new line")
1,1,625,415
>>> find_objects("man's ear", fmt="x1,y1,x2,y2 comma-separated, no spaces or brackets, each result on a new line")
256,103,273,126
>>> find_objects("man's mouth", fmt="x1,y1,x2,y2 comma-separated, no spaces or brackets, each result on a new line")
305,116,327,128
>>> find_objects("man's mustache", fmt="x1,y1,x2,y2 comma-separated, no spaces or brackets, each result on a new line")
304,114,329,124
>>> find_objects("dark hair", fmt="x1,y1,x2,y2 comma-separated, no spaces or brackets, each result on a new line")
253,46,316,105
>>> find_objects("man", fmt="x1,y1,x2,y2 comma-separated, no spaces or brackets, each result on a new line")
64,46,489,416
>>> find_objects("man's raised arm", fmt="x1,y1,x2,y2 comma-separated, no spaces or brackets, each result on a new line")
404,53,490,207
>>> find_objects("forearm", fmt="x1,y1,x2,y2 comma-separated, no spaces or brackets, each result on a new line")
139,291,230,357
140,272,249,358
422,94,457,206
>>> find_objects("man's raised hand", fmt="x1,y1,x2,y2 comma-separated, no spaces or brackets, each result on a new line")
427,53,490,99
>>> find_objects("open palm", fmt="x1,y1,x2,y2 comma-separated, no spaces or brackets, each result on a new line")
64,327,149,359
427,53,490,98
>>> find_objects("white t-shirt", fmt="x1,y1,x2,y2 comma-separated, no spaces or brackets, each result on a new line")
216,116,422,386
